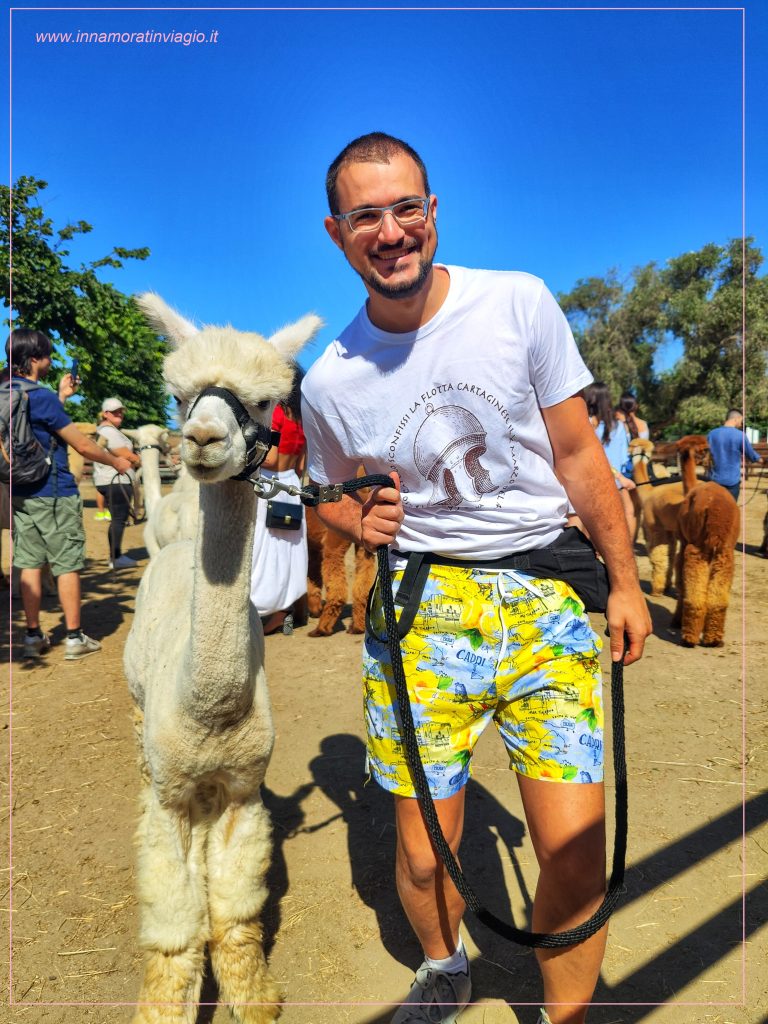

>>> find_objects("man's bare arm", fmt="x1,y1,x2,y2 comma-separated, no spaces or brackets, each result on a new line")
56,423,131,475
312,471,404,552
541,395,652,665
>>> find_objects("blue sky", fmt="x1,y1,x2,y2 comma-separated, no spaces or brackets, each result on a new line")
5,1,766,378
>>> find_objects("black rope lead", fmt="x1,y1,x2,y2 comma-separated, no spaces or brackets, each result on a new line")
378,546,627,948
301,473,628,948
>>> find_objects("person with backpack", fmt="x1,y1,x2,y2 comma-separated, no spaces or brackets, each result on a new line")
3,329,131,660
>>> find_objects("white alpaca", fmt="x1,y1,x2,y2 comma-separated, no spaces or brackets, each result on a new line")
143,464,200,557
123,424,171,523
124,293,321,1024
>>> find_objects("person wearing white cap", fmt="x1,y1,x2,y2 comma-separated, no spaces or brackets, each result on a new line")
94,397,141,568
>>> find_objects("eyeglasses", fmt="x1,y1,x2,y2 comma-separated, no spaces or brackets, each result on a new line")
334,197,430,234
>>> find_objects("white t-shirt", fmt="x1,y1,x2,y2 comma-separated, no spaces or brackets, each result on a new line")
92,423,135,486
302,265,593,559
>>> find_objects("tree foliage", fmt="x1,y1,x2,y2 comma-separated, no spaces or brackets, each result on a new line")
559,238,768,437
1,176,167,424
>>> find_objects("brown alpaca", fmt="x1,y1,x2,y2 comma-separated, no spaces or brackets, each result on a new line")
671,435,740,647
630,439,685,594
305,504,376,637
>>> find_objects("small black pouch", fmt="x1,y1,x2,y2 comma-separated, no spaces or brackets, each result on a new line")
265,500,302,530
543,527,610,613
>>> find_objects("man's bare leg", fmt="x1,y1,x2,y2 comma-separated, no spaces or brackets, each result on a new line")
20,567,43,629
56,570,82,631
394,790,466,958
518,777,608,1024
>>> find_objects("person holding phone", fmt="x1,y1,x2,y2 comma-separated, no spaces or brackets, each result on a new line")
6,330,132,660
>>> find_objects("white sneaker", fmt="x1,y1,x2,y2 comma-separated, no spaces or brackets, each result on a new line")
110,554,137,569
390,962,471,1023
22,631,51,660
64,632,101,660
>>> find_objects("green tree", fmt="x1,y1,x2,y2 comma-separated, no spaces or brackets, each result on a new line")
1,175,168,424
558,238,768,436
558,263,668,413
658,238,768,434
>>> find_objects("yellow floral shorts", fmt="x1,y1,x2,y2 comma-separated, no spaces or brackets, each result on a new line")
363,564,604,798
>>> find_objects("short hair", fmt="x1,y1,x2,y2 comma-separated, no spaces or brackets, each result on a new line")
325,132,431,215
726,408,742,421
5,328,52,375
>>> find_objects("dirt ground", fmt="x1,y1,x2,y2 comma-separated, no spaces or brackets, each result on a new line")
2,482,767,1024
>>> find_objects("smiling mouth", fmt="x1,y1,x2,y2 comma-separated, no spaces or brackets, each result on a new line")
371,245,418,264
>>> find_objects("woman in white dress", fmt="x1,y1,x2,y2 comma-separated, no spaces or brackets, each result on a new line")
250,370,308,635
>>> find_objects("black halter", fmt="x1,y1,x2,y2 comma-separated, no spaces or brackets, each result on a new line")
186,386,279,480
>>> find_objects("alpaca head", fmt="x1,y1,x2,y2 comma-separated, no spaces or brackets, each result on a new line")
135,293,322,483
675,435,709,462
124,424,172,456
629,438,654,461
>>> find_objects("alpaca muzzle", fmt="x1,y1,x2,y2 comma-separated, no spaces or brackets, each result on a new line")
185,386,279,480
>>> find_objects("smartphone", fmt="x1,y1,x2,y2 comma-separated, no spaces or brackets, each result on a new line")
70,358,80,382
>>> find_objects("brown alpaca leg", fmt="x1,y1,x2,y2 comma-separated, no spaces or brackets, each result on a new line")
309,534,349,636
629,488,642,545
349,546,376,634
132,790,208,1024
207,799,281,1023
670,546,684,628
665,536,677,593
680,544,710,647
305,508,325,618
647,534,669,596
701,549,735,646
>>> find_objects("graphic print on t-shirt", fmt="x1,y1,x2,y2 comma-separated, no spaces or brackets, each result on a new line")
387,380,520,510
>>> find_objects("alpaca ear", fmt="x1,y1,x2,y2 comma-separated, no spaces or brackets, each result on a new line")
268,314,324,360
135,292,199,349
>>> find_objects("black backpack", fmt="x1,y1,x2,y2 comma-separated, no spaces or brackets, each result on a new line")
0,379,56,487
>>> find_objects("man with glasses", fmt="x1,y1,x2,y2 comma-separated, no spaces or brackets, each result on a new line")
301,133,650,1024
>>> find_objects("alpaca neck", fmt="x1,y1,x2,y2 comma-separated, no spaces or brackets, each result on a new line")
680,450,699,494
632,454,650,488
184,478,258,726
141,448,163,519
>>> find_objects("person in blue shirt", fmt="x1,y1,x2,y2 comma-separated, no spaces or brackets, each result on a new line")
6,329,131,661
707,409,763,501
584,382,637,541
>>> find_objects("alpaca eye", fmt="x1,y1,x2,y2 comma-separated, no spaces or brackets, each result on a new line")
257,400,270,410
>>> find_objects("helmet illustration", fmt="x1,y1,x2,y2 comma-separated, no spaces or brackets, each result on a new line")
413,405,496,508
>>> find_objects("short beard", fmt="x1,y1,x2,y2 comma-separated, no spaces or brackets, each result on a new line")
363,252,434,300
